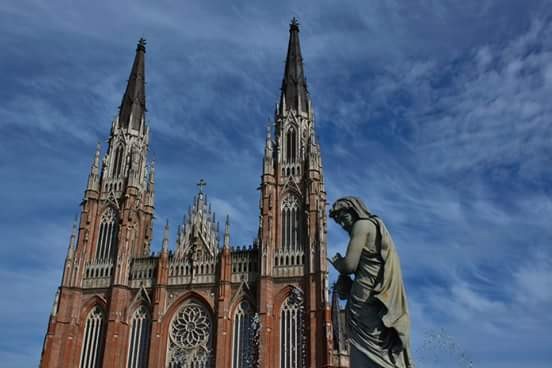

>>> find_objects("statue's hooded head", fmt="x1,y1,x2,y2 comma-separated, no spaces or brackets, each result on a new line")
329,196,374,222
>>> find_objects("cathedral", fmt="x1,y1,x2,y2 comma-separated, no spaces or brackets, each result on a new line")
40,19,349,368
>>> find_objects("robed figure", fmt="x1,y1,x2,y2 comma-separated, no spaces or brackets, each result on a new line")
329,197,414,368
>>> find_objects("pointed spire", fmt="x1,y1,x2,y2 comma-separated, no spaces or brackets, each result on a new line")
66,218,78,259
162,219,169,253
264,122,273,156
263,122,274,176
93,142,101,170
265,122,272,142
223,215,230,249
86,143,101,191
280,18,309,115
118,38,147,130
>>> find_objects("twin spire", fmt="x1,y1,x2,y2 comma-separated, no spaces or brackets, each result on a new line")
118,17,307,129
110,19,307,249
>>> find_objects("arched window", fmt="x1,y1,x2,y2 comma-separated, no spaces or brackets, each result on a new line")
167,301,212,368
280,292,304,368
281,196,300,250
79,306,106,368
96,208,118,261
285,128,297,163
127,305,151,368
112,145,125,177
232,301,254,368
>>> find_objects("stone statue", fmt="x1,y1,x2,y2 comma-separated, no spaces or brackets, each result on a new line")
329,197,414,368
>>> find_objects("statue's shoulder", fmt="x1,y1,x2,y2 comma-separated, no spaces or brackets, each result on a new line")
352,218,377,234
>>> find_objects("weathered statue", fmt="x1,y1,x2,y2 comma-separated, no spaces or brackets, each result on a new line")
329,197,414,368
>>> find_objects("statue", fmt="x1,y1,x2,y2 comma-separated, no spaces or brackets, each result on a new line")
329,197,414,368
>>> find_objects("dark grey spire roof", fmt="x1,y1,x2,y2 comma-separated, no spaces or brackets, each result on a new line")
118,38,146,130
280,18,309,114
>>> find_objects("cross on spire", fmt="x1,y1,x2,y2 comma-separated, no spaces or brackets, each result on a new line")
197,178,207,193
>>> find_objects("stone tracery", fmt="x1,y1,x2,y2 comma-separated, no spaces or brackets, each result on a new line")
168,301,212,368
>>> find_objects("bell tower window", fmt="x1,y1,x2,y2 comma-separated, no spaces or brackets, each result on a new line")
281,196,300,250
112,145,124,177
285,128,297,163
96,208,118,261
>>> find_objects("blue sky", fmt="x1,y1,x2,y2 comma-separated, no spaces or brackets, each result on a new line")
1,0,551,367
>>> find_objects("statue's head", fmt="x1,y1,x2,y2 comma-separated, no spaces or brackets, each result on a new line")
329,196,373,231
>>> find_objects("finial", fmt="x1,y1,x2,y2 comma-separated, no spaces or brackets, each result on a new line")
72,214,78,234
266,121,272,139
290,17,300,31
162,219,169,252
89,142,101,174
94,142,101,164
149,160,155,184
197,178,207,194
223,215,230,248
66,216,78,258
50,289,60,317
137,37,147,52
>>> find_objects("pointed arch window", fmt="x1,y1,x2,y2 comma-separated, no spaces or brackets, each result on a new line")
281,196,301,250
285,128,297,163
127,305,151,368
280,292,304,368
112,145,125,177
96,208,118,261
167,301,212,368
79,306,106,368
232,301,254,368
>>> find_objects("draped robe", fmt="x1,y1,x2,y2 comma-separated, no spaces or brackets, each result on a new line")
332,198,414,368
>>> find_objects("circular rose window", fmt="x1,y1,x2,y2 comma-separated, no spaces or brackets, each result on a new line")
170,302,211,349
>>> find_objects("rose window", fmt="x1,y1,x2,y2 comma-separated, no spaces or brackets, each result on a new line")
170,302,211,349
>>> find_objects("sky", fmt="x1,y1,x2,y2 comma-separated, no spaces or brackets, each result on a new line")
1,0,551,367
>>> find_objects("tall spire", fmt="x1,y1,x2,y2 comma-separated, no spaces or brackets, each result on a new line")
280,17,309,115
118,38,147,130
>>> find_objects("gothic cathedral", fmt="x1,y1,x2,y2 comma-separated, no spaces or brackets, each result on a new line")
40,19,350,368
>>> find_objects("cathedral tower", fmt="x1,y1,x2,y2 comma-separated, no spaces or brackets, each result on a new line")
257,17,333,368
41,38,155,368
